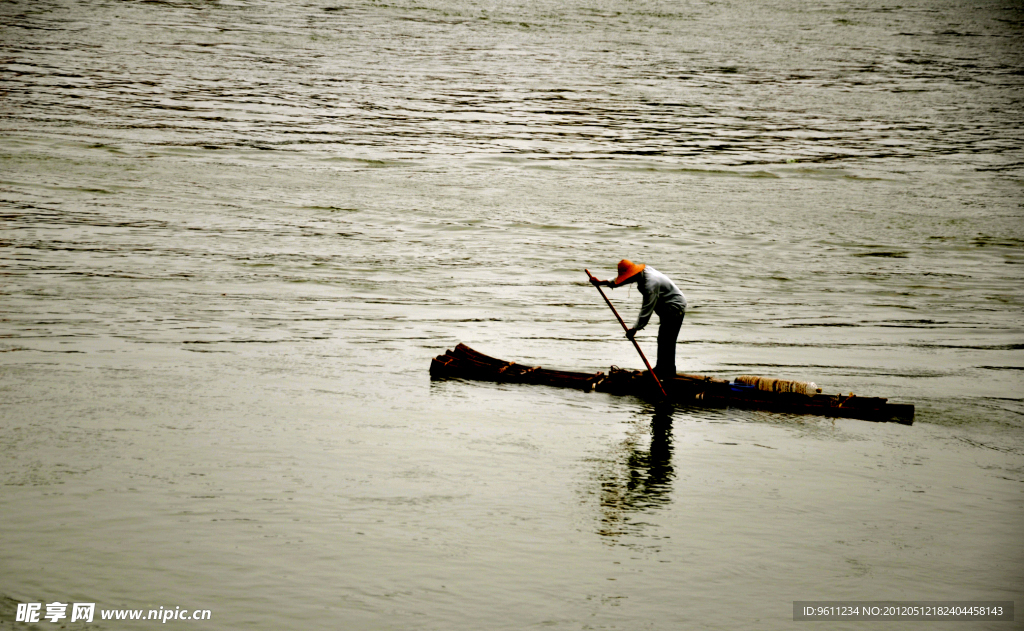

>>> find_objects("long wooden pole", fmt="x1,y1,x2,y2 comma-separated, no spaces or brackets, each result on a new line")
585,269,667,398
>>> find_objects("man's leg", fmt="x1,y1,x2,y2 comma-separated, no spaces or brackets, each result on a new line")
655,310,684,380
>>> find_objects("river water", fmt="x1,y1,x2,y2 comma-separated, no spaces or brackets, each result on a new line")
1,0,1022,629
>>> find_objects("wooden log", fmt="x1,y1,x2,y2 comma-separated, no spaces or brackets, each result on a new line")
429,345,914,424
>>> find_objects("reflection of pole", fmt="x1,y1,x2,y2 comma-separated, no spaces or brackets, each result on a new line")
585,269,667,398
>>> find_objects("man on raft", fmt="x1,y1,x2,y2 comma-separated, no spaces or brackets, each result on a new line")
590,259,687,382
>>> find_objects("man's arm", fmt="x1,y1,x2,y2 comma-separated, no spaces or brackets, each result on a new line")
632,277,658,332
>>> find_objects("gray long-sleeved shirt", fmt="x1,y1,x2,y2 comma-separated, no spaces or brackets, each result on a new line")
620,266,686,331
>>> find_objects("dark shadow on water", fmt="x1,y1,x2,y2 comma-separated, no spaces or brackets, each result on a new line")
592,405,675,543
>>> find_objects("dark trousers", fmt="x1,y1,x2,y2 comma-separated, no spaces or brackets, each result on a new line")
654,308,684,380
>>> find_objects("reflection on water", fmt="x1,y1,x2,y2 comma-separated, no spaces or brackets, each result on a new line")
594,406,675,542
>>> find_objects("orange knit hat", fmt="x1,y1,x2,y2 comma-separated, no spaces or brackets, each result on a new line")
613,259,645,285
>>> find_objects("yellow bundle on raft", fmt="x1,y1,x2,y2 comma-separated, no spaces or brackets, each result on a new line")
735,375,821,396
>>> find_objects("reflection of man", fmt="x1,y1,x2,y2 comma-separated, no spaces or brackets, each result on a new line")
591,259,687,381
596,411,675,539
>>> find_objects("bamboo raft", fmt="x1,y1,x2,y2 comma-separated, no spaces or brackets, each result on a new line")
430,343,915,425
